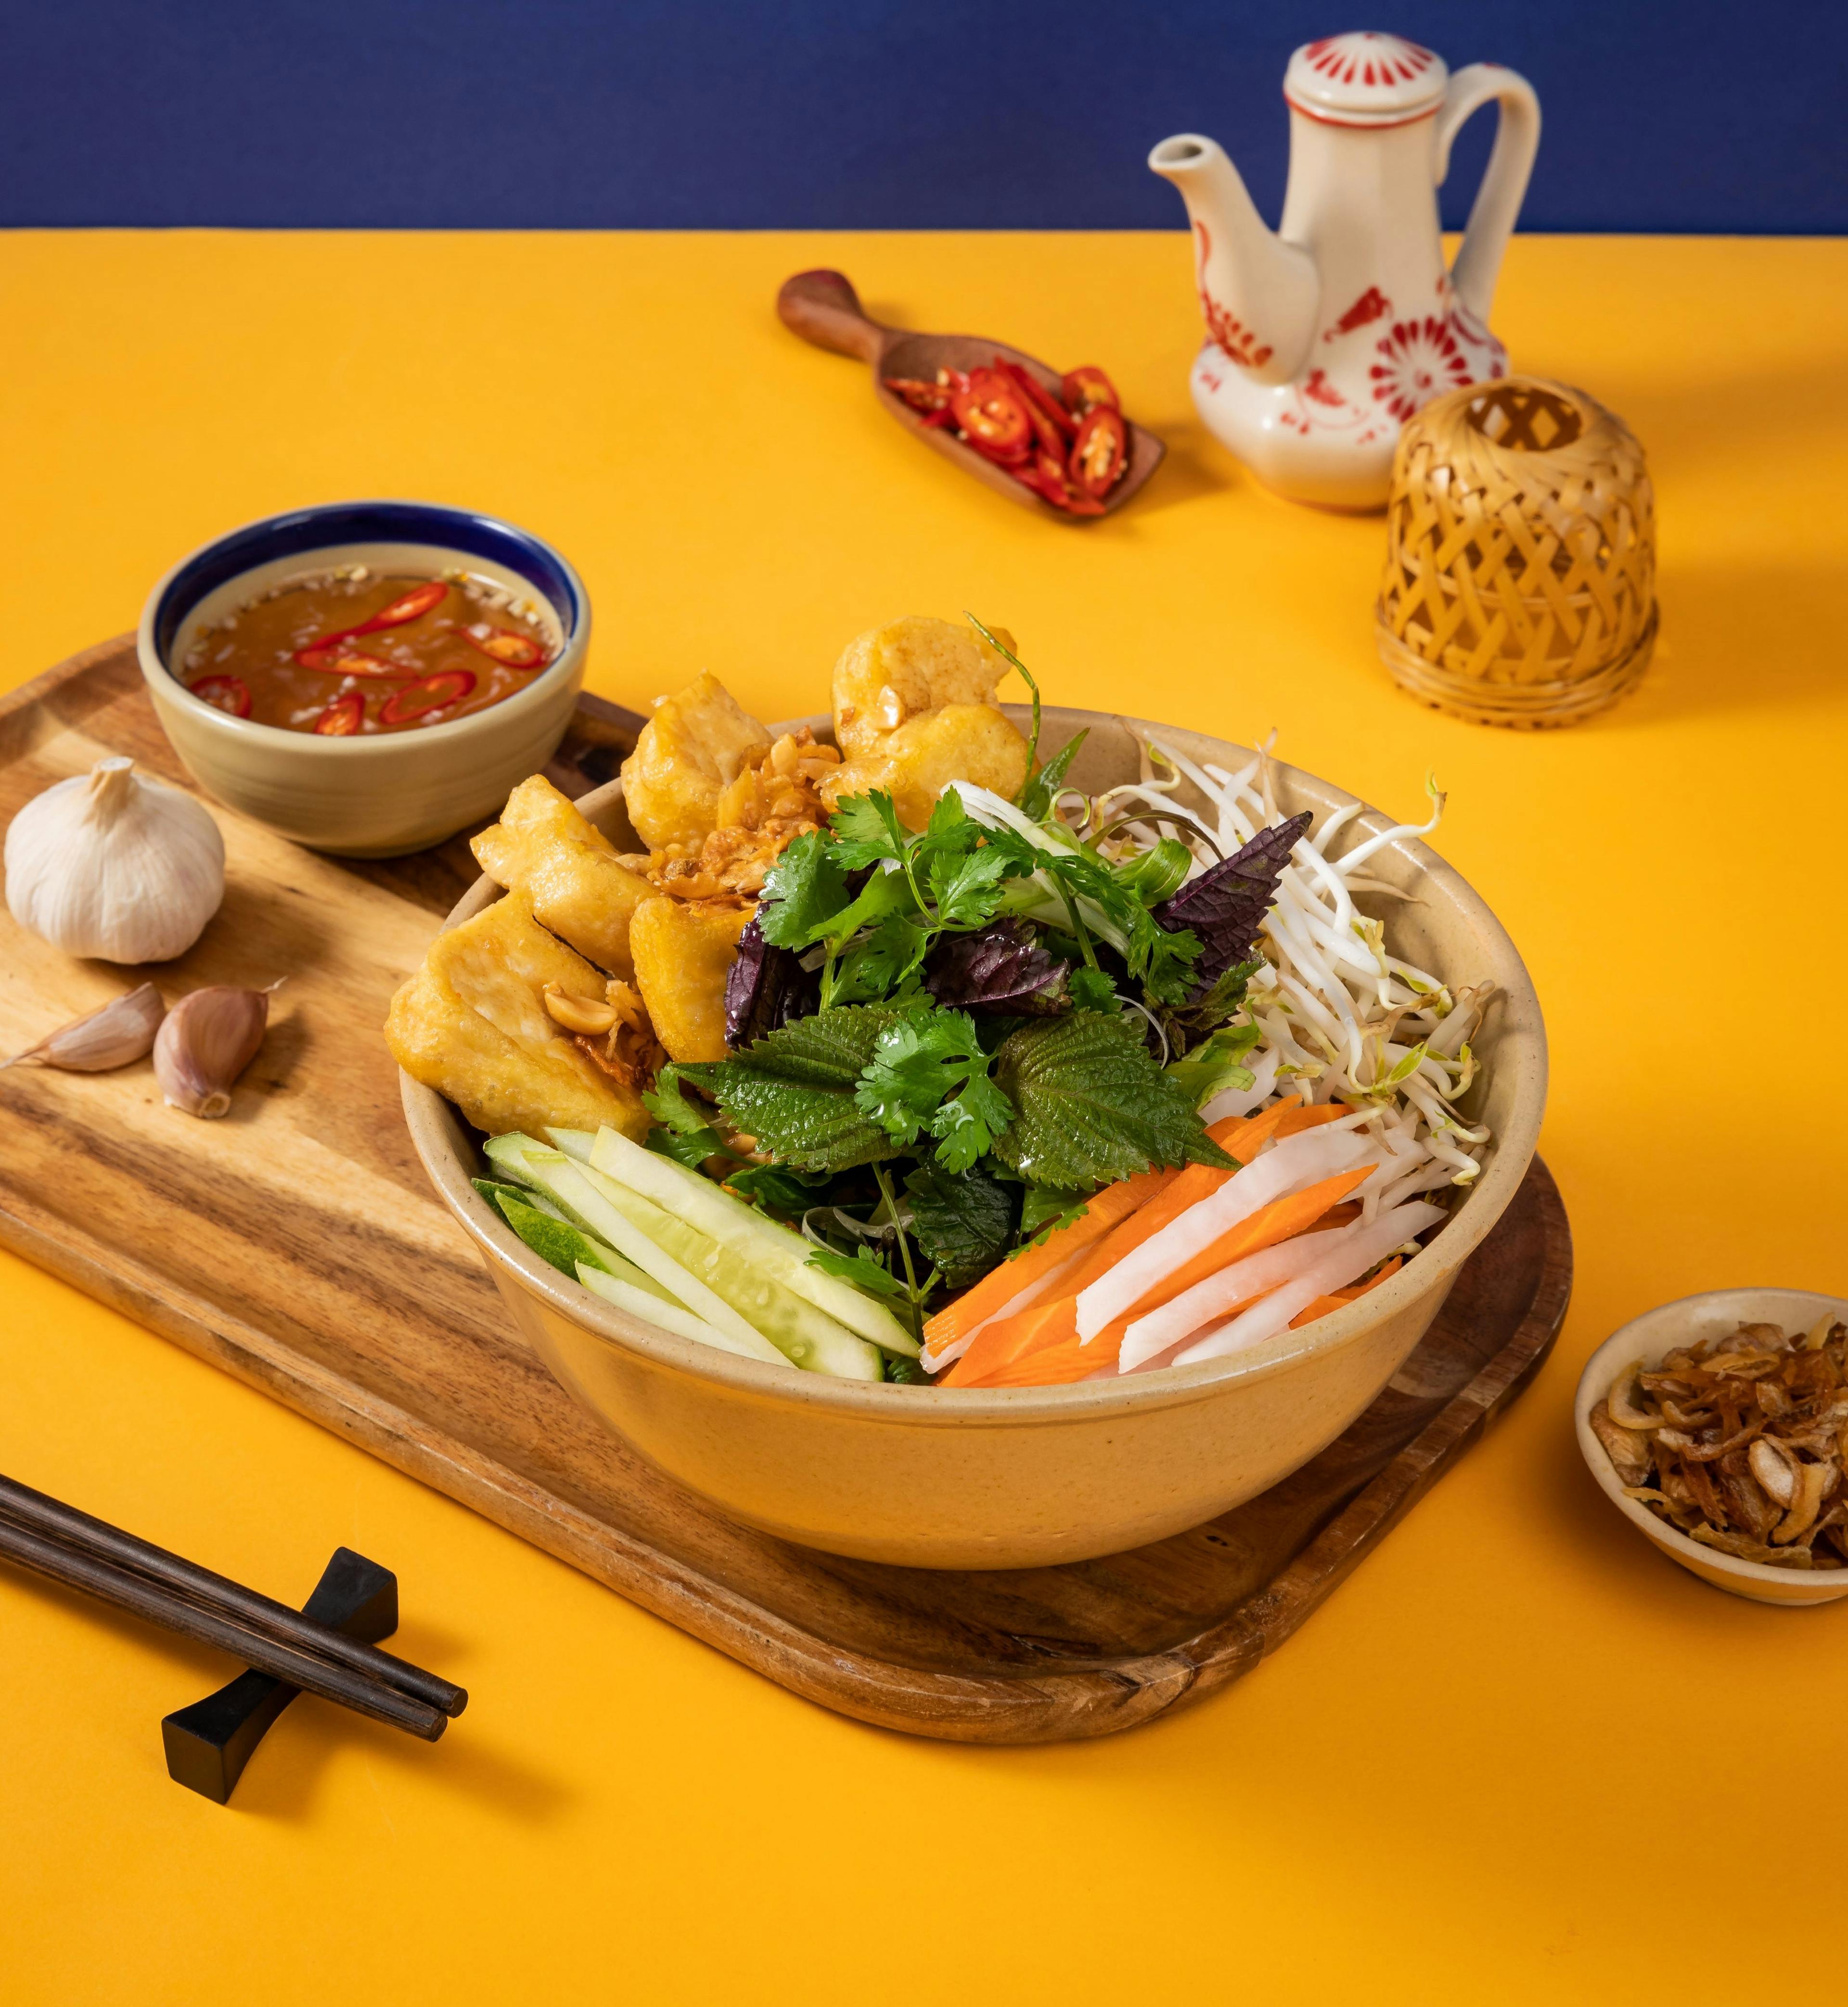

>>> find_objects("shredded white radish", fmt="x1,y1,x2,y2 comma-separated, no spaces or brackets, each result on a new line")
1118,1227,1347,1372
1074,1126,1380,1340
935,738,1491,1382
1173,1201,1445,1366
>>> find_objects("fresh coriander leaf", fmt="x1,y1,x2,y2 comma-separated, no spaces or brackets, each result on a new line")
990,1012,1235,1187
679,1005,911,1172
1165,1022,1261,1107
903,1160,1017,1286
928,843,1020,929
1067,967,1120,1013
851,1010,1014,1169
854,1020,958,1145
641,1075,706,1135
806,1241,911,1303
884,1352,930,1385
1030,841,1205,1006
923,919,1070,1014
646,1123,734,1171
758,831,850,948
828,792,909,869
929,1070,1014,1172
1156,812,1311,989
721,1161,827,1216
838,913,932,998
806,863,913,949
922,788,979,853
1018,729,1089,822
1017,1181,1094,1240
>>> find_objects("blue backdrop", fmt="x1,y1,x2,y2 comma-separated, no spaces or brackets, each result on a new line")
2,0,1841,233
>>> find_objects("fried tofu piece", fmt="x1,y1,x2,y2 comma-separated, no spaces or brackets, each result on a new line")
385,892,649,1139
621,673,773,851
629,896,754,1063
821,705,1030,831
831,614,1018,756
470,775,652,979
824,615,1028,828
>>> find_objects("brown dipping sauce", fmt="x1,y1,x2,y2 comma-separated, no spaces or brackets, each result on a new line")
178,567,559,735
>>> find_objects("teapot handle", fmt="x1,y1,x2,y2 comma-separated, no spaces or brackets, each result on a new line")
1435,64,1541,325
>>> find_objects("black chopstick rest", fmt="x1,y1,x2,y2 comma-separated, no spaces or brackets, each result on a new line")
0,1473,466,1725
162,1547,398,1805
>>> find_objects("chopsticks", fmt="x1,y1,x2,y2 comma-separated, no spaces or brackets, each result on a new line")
0,1474,466,1741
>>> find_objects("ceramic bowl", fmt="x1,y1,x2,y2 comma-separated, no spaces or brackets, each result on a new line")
1575,1287,1848,1608
139,500,590,857
400,706,1548,1569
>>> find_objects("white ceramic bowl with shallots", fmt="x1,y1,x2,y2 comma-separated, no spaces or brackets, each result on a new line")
401,706,1548,1570
1576,1287,1848,1608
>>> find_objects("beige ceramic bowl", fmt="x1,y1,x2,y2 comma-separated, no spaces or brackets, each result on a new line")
1576,1287,1848,1607
401,706,1548,1568
139,501,590,857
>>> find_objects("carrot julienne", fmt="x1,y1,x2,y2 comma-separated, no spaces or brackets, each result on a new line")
937,1104,1361,1385
971,1165,1374,1386
921,1163,1171,1356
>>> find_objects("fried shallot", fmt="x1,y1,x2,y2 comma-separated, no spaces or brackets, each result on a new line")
1590,1317,1848,1568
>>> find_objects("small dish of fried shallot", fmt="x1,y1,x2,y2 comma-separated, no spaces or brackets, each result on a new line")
1577,1289,1848,1607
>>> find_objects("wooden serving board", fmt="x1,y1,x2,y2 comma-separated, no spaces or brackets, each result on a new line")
0,639,1571,1744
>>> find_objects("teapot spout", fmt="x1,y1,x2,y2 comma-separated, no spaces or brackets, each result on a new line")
1149,134,1317,386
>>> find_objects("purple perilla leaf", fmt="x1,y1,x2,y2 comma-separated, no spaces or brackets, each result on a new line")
725,919,821,1049
922,919,1071,1015
1155,812,1311,987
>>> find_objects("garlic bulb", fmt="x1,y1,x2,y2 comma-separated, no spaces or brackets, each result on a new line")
1,982,166,1072
3,757,225,963
154,983,274,1118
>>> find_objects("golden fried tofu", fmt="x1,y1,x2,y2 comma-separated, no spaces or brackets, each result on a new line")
629,896,753,1063
821,706,1030,831
385,892,649,1139
470,775,652,979
831,614,1017,756
621,673,772,851
824,616,1029,828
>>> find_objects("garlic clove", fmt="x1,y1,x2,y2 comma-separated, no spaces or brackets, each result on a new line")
153,983,276,1119
3,756,226,965
0,982,166,1072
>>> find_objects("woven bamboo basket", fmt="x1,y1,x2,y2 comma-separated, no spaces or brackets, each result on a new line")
1375,378,1656,728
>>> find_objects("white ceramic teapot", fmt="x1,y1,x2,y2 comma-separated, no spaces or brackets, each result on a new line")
1150,31,1540,510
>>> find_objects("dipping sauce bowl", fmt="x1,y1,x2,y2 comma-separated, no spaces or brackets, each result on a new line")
139,500,590,857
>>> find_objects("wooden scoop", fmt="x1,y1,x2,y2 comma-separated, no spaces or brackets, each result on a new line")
777,269,1165,524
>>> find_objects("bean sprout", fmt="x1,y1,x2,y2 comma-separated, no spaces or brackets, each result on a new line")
1101,737,1493,1194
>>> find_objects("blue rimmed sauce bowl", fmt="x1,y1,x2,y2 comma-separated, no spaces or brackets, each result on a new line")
138,499,590,857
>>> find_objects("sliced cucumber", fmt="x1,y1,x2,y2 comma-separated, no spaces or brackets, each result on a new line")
568,1158,884,1382
491,1189,615,1280
484,1136,785,1367
569,1124,920,1359
478,1180,678,1307
574,1262,773,1361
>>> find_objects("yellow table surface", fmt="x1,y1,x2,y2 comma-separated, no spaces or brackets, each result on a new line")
2,229,1844,2005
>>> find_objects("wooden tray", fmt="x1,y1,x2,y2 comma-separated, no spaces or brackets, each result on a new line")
0,639,1571,1744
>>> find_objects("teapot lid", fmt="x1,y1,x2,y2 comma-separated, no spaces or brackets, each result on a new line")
1284,32,1447,126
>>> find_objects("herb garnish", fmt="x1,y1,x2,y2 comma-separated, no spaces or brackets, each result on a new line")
682,642,1306,1317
